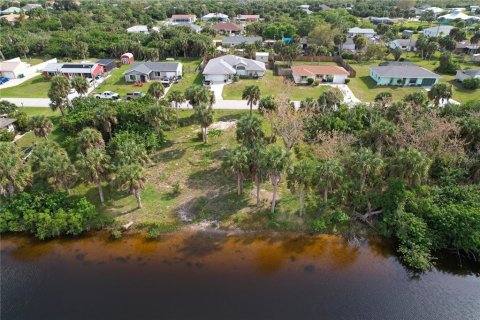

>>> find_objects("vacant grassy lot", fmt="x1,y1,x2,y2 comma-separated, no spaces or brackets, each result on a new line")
0,75,50,98
347,54,478,103
222,70,329,101
94,58,202,97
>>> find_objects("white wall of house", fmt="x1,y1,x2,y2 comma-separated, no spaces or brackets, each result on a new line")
455,70,479,82
293,74,347,84
204,74,230,83
389,42,416,51
255,53,269,63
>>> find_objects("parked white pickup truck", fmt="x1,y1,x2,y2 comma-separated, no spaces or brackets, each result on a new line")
93,91,120,100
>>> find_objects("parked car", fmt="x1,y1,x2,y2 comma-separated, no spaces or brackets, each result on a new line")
124,92,145,100
93,91,120,100
0,77,10,85
161,79,171,87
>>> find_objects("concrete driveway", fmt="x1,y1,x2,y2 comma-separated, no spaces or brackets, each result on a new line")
0,72,41,89
209,83,225,101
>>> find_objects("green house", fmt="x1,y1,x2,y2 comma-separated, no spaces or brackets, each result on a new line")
369,62,440,87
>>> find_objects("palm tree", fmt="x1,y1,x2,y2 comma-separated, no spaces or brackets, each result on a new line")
48,75,71,117
287,158,315,215
31,141,77,192
94,105,117,139
76,149,110,203
185,85,215,107
71,76,89,96
317,88,343,113
353,35,367,51
242,85,261,115
428,83,453,106
361,119,397,155
334,34,347,54
115,163,146,209
167,90,186,126
28,115,53,139
264,145,289,213
374,92,393,108
77,128,105,153
388,148,432,187
316,159,344,202
145,104,167,132
78,41,88,61
470,32,480,58
0,142,31,197
111,137,150,167
258,95,278,114
194,103,214,143
202,45,217,62
403,91,429,110
222,146,250,195
235,114,265,148
147,81,165,104
351,148,383,194
244,43,257,59
248,141,267,206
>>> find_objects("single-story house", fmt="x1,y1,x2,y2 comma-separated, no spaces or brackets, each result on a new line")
473,54,480,63
127,25,149,34
97,59,116,72
390,39,417,51
421,6,444,15
319,4,331,11
291,65,349,84
0,7,21,15
339,37,378,52
369,62,440,86
124,62,182,83
455,69,480,82
234,14,260,23
402,30,414,37
121,53,134,64
170,22,202,33
21,4,42,11
42,62,104,79
202,13,228,22
202,55,266,83
222,36,262,47
438,11,474,22
171,14,196,23
255,52,269,63
454,40,479,54
348,27,376,38
0,58,31,79
212,22,243,35
0,118,16,132
422,25,454,37
1,13,28,23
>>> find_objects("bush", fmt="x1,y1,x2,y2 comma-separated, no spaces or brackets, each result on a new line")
0,129,15,142
344,78,350,84
313,80,321,86
306,78,314,85
0,192,104,240
233,75,240,82
463,78,480,90
111,230,122,239
309,219,327,233
145,222,177,239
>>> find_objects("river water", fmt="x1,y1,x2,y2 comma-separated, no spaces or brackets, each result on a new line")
1,231,479,320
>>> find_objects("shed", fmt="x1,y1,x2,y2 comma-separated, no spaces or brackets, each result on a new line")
97,59,116,72
0,118,16,132
121,53,134,65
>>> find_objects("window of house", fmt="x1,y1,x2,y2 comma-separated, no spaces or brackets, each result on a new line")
129,75,136,81
155,72,161,77
409,78,417,84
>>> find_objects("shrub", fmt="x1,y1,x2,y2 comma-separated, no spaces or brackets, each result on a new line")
0,129,15,142
463,78,480,90
306,78,314,85
309,219,327,233
344,78,350,84
233,75,240,82
208,128,223,138
111,230,122,239
313,80,321,86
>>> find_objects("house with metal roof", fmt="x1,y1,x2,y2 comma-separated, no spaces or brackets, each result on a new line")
221,36,262,47
291,65,349,84
127,25,149,34
422,25,454,37
97,59,116,72
42,62,104,79
202,13,229,22
0,118,16,133
124,62,182,82
202,55,266,83
389,39,417,51
455,69,480,82
348,27,376,38
369,62,440,86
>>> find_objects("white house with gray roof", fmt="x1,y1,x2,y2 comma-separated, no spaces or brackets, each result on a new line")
390,39,417,51
222,36,262,47
124,62,182,82
422,25,454,37
348,27,376,38
202,55,266,83
455,69,480,82
370,62,440,86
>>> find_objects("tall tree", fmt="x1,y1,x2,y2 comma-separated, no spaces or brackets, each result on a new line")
351,147,383,194
403,91,429,110
287,158,316,215
242,85,261,115
317,159,344,203
185,85,215,107
236,114,265,148
48,75,71,117
388,148,432,187
167,90,186,126
77,127,105,153
353,35,367,51
222,146,250,195
264,145,289,213
194,103,214,143
94,104,117,139
115,164,146,209
71,76,89,96
317,88,343,113
76,148,110,203
428,83,453,106
0,142,31,197
28,115,53,139
145,104,167,133
147,81,165,103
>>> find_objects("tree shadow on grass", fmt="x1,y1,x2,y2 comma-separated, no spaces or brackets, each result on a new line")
185,166,226,190
151,147,187,163
217,112,246,122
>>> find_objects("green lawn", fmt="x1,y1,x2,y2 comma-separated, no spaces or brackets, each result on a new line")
222,70,329,101
94,58,202,97
15,108,64,149
0,75,50,98
347,54,479,103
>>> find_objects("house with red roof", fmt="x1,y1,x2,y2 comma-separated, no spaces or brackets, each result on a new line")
291,65,350,84
212,22,243,35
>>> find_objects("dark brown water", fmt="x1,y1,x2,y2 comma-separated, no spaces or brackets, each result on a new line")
1,231,479,320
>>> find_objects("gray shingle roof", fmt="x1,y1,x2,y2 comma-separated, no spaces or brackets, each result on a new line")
0,118,16,129
222,36,262,45
392,39,417,47
458,69,480,77
203,55,266,75
371,62,440,78
124,62,180,75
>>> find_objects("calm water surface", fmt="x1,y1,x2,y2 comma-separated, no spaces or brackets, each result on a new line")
1,231,479,320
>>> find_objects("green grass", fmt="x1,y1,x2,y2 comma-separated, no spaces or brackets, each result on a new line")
0,75,50,98
15,108,65,149
222,70,329,101
347,53,479,103
94,58,202,97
